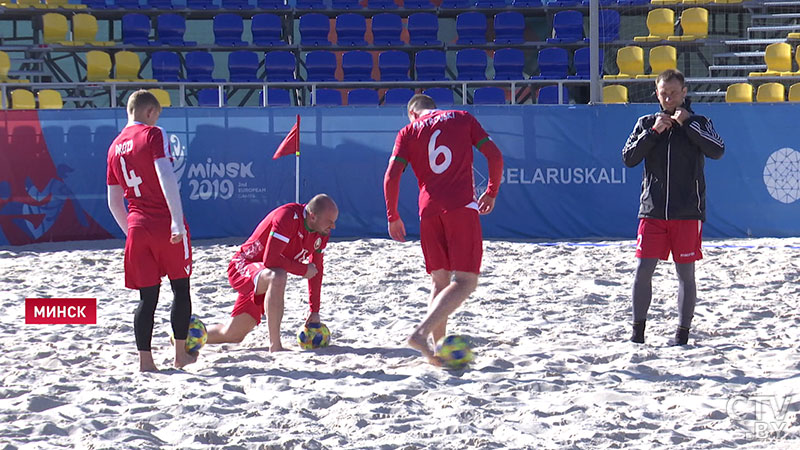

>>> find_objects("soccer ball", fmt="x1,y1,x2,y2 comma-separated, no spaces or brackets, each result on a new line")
185,315,207,354
297,322,331,350
436,335,474,370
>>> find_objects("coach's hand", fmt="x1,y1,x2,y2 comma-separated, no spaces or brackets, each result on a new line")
652,113,673,134
478,192,496,215
388,219,406,242
304,263,318,279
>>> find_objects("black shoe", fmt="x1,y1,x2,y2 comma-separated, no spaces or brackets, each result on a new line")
631,321,646,344
668,326,690,346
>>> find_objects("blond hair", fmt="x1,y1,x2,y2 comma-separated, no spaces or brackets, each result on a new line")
127,89,161,115
407,94,437,114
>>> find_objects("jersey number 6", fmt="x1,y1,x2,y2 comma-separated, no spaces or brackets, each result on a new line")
428,129,452,174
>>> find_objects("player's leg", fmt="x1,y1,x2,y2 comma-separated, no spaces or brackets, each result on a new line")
668,220,702,346
168,277,197,368
428,269,452,346
631,218,669,343
206,313,258,344
260,268,288,352
125,226,163,371
134,285,160,372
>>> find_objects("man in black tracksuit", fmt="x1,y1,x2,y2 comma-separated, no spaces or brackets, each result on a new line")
622,69,725,346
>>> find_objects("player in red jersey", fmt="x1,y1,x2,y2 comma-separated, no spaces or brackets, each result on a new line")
206,194,338,352
383,94,504,366
106,90,196,372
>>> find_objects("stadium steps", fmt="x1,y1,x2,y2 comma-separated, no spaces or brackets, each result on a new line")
723,38,788,46
708,64,767,75
752,13,800,21
747,25,800,34
761,1,800,6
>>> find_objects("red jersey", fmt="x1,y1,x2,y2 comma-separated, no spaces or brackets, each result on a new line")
106,123,172,228
388,110,501,219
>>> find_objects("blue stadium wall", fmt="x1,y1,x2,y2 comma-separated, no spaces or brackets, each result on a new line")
1,104,798,246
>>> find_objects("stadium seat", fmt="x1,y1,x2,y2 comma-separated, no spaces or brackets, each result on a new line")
156,14,197,46
604,46,645,79
115,0,146,9
252,14,285,46
229,51,260,82
314,89,343,106
424,87,454,106
336,14,368,46
45,0,88,9
756,82,785,102
587,9,620,43
372,14,403,46
651,0,679,5
511,0,542,5
473,87,506,104
148,88,171,107
749,43,792,77
569,47,604,79
115,51,155,82
494,12,524,45
580,0,615,5
261,88,292,106
493,48,525,80
86,50,112,81
257,0,290,9
73,14,114,46
532,47,569,79
332,0,364,8
712,0,743,3
725,83,752,103
602,84,628,103
383,88,414,105
475,0,507,6
42,13,69,45
441,0,470,7
637,45,677,79
547,10,584,44
151,51,181,82
537,85,569,104
379,50,410,81
185,51,224,82
11,89,35,109
546,0,579,6
633,8,674,42
681,0,710,3
305,51,337,81
197,88,227,107
187,0,219,9
408,13,441,46
789,83,800,102
300,14,331,46
342,50,373,81
456,12,488,46
37,90,63,109
122,13,152,46
668,8,708,41
146,0,175,8
782,45,800,76
456,49,487,81
265,51,296,81
221,0,251,8
296,0,326,8
0,51,28,84
368,0,398,9
404,0,433,7
616,0,649,5
214,14,248,47
80,0,110,7
347,89,379,105
415,50,446,81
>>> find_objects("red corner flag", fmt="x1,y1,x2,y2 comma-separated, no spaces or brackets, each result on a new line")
272,115,300,160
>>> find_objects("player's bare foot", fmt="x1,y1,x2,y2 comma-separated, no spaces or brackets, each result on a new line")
407,335,443,367
269,343,288,352
139,351,158,372
174,350,198,369
139,363,158,372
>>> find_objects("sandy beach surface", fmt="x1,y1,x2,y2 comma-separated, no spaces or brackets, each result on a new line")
1,237,798,449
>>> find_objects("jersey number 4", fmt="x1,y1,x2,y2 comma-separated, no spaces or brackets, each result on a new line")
120,156,143,197
428,130,453,174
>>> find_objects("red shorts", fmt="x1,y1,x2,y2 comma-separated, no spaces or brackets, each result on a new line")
419,206,483,274
227,254,267,325
636,218,703,263
124,224,192,289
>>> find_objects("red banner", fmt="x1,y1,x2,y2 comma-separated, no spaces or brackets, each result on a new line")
25,298,97,324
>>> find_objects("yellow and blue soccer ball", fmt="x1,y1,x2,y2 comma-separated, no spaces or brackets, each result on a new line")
297,322,331,350
436,335,474,370
185,315,207,354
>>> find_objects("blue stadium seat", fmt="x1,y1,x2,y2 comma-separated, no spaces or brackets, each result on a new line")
473,87,506,104
372,13,403,46
494,12,524,45
379,50,410,81
252,14,285,46
511,0,541,6
214,14,248,47
456,12,488,46
348,89,379,105
616,0,649,5
314,89,342,105
297,0,326,9
493,48,525,80
221,0,251,8
300,14,331,46
408,13,441,46
537,85,569,104
475,0,506,6
342,50,373,81
147,0,176,8
456,49,487,81
261,89,292,106
403,0,433,8
581,0,615,5
369,0,398,9
82,0,112,8
332,0,363,9
546,0,579,6
187,0,219,9
122,14,152,46
228,51,260,82
568,47,604,79
185,51,224,82
336,14,367,46
265,51,296,81
589,9,620,43
151,51,182,82
383,88,414,105
547,10,584,44
441,0,470,7
257,0,289,9
415,50,446,81
305,51,337,81
198,88,227,107
424,87,454,106
156,14,197,46
115,0,147,9
532,47,569,79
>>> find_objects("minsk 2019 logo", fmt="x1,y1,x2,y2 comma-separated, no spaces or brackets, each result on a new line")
763,147,800,204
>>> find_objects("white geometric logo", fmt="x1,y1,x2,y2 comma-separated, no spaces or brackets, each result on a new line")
170,134,186,182
763,147,800,204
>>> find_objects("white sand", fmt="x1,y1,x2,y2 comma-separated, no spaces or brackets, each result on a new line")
0,237,799,449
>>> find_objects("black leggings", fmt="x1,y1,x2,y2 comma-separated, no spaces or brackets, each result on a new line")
134,278,192,351
632,258,696,329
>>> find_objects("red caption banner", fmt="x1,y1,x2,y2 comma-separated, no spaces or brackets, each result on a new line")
25,298,97,324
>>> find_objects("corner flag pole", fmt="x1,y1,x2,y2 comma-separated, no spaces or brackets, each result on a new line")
295,114,300,203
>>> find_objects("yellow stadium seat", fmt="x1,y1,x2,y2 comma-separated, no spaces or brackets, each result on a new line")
780,45,799,76
604,46,645,80
148,88,171,107
682,0,710,4
789,32,800,40
113,51,156,82
637,45,677,79
44,0,88,8
756,82,785,102
1,0,45,8
749,43,792,77
651,0,679,5
11,89,36,109
725,83,753,103
0,50,29,83
668,8,708,41
603,85,628,104
42,12,69,45
72,14,114,46
86,50,111,82
37,89,63,109
788,83,800,102
712,0,742,3
634,9,674,43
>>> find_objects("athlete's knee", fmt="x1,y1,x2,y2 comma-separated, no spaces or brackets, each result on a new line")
453,272,478,293
262,268,287,287
430,270,451,289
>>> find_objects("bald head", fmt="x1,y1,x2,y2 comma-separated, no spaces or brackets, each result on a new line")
306,194,338,235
